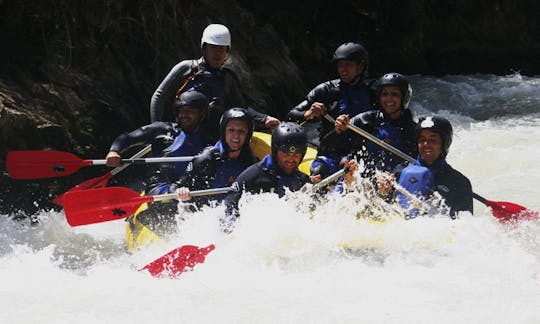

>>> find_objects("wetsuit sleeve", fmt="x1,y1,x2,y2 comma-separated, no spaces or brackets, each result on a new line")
221,163,264,232
286,82,331,123
223,69,248,108
170,146,220,191
150,61,193,122
445,170,474,217
350,110,379,132
109,122,173,153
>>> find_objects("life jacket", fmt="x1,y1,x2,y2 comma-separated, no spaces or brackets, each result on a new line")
212,141,250,197
167,131,207,177
179,60,226,105
365,119,407,171
338,80,372,116
262,155,305,196
396,158,435,217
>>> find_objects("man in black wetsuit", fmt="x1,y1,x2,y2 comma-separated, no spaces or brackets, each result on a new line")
150,23,279,142
221,122,357,233
287,42,375,145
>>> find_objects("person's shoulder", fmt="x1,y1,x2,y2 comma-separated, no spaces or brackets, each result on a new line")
220,65,241,81
169,59,199,73
445,164,472,187
143,121,174,130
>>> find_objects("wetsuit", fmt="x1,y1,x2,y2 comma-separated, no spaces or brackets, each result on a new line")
170,141,256,208
110,121,213,237
394,157,473,218
222,154,309,232
150,58,268,142
287,78,375,144
109,121,213,189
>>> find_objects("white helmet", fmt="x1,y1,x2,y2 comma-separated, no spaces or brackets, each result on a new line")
201,24,231,48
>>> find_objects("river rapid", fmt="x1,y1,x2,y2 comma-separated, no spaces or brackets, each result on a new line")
1,74,539,324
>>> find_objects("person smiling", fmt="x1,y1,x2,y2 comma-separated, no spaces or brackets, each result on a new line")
287,42,374,145
171,108,257,208
150,23,279,142
311,73,417,182
377,116,473,218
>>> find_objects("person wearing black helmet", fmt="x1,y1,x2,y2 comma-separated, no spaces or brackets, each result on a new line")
106,90,213,184
320,73,417,178
220,122,358,232
170,107,257,208
287,42,374,145
377,116,473,218
104,90,216,237
220,122,310,232
150,23,279,141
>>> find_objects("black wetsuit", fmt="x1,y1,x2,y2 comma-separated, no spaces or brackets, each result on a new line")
222,154,309,232
150,58,268,142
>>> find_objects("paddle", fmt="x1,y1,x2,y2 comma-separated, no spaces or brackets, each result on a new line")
52,145,153,206
6,150,197,179
139,244,215,278
323,114,539,222
302,167,349,193
63,185,237,227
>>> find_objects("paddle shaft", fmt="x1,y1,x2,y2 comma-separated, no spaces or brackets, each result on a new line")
110,145,152,176
150,186,235,202
307,168,346,193
89,156,196,166
323,114,415,163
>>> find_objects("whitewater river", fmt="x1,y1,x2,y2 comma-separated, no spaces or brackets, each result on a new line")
1,74,539,323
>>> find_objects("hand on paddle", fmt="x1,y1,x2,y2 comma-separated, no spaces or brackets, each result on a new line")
342,159,358,186
304,102,327,121
334,114,350,134
376,172,396,197
264,116,281,129
105,151,122,167
176,187,192,202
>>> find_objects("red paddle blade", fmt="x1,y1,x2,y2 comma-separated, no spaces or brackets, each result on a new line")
140,244,215,278
63,187,153,226
485,199,539,222
53,172,113,206
7,150,92,179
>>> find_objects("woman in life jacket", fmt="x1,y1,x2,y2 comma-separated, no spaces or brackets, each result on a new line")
312,72,417,182
171,107,256,208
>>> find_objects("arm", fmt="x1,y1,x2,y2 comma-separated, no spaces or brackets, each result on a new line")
150,61,193,122
223,69,279,129
106,122,175,166
221,162,264,233
286,81,336,123
169,146,220,194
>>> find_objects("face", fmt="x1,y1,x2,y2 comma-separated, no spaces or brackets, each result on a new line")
177,106,204,132
380,86,402,117
225,119,249,152
337,60,364,84
418,130,443,165
204,44,228,69
276,151,303,175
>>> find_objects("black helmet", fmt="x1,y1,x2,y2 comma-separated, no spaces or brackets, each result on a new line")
416,116,453,158
333,42,369,66
174,90,209,113
271,122,308,161
377,73,413,110
219,107,254,149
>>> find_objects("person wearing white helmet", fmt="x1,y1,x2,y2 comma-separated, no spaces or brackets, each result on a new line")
150,23,279,142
